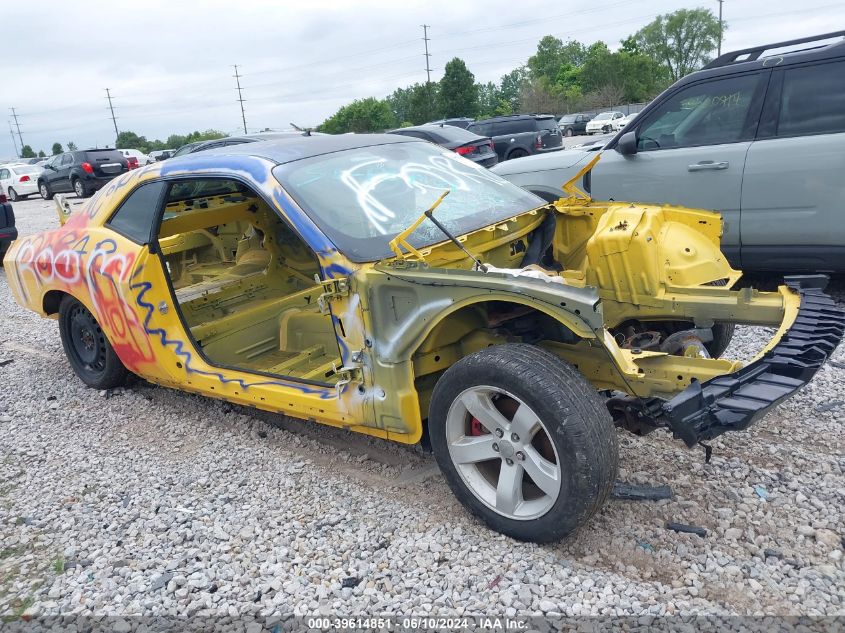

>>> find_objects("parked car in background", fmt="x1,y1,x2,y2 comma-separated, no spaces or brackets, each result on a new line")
37,149,130,199
387,124,497,167
149,149,176,161
616,113,637,130
585,111,625,134
0,163,42,200
424,117,475,129
14,158,44,166
0,192,16,261
568,133,614,151
558,113,594,136
119,148,153,166
467,114,562,162
170,132,314,158
492,31,845,272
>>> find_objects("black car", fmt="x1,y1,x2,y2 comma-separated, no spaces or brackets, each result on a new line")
387,124,498,167
467,114,563,162
38,149,130,199
558,113,594,137
424,117,475,129
170,132,316,158
0,192,17,262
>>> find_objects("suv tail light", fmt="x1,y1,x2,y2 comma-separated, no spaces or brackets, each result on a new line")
19,175,30,182
454,145,475,156
535,134,542,150
81,162,94,174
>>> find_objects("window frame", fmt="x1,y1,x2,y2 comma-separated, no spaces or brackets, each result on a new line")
105,180,168,246
759,59,845,140
625,70,771,152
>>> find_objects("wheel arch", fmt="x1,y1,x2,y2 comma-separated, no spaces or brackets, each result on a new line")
42,289,70,316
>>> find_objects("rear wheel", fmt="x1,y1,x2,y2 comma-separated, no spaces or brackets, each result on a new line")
564,128,573,137
8,187,19,202
39,182,53,200
58,296,128,389
507,148,529,160
73,178,90,198
429,344,617,543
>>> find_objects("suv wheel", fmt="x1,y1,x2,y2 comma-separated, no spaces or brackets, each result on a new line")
73,178,90,198
39,182,53,200
508,148,529,160
429,344,617,543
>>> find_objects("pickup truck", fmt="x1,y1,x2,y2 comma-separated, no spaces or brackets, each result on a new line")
0,193,16,262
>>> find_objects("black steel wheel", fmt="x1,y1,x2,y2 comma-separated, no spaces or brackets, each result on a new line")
58,295,128,389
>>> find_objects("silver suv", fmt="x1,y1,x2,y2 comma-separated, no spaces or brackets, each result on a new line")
492,31,845,273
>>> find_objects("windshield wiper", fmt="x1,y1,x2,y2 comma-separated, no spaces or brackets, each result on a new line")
388,190,488,272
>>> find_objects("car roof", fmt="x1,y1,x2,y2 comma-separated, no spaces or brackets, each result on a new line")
174,133,418,166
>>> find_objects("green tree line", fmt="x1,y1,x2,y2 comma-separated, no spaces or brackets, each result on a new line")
319,7,723,134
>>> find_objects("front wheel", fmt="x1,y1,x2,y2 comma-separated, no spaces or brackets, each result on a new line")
58,295,128,389
429,344,618,543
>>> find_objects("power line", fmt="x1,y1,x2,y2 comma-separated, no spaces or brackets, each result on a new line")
9,108,24,152
105,88,119,143
233,65,247,135
8,121,19,158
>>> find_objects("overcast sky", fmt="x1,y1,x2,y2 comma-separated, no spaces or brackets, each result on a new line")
2,0,843,157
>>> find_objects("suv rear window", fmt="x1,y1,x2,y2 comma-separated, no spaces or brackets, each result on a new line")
83,150,125,163
777,60,845,137
492,119,533,135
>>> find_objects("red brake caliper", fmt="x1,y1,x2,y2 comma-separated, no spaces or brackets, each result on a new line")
469,417,487,436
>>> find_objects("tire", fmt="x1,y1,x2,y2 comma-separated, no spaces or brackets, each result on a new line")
73,178,90,198
507,148,529,160
39,182,53,200
58,295,128,389
564,128,574,137
707,322,735,358
8,187,18,202
429,344,618,543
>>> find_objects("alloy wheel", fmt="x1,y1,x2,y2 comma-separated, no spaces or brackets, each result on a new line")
445,385,561,520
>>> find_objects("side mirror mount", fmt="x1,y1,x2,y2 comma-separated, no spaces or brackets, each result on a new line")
617,131,638,156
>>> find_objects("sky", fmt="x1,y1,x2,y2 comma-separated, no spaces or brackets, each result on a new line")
2,0,843,157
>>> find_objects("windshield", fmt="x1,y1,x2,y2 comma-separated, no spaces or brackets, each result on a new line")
594,112,613,121
273,141,542,262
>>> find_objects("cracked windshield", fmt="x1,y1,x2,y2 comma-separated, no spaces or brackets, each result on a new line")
274,140,541,261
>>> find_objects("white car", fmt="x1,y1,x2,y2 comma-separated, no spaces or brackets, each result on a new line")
617,113,637,130
585,111,625,135
119,148,153,166
0,163,42,201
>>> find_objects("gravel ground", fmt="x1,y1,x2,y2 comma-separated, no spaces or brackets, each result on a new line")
0,196,843,620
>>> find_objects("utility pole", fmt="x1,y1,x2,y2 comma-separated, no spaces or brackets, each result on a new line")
8,121,19,158
421,25,433,120
105,88,119,143
9,108,24,154
233,65,247,134
717,0,724,56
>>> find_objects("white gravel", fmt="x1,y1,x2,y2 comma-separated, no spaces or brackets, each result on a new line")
0,196,843,619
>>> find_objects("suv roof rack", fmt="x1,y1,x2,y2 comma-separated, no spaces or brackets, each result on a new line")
704,30,845,69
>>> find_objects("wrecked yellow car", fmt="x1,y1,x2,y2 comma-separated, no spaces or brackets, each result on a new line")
4,136,842,542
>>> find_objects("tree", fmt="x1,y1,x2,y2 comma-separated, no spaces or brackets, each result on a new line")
632,8,723,81
38,150,46,158
527,37,587,86
116,130,148,151
318,97,396,134
51,142,63,155
409,83,438,124
439,58,477,118
499,67,528,113
20,145,35,158
476,82,500,119
67,141,77,151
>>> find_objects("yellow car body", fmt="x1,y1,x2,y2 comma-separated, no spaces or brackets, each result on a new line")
3,136,841,541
